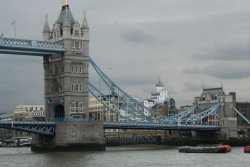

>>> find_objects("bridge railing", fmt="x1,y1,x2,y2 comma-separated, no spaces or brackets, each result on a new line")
0,34,65,52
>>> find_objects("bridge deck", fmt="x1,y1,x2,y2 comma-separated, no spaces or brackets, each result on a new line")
0,121,220,136
0,121,55,135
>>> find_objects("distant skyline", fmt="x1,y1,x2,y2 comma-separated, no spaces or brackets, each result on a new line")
0,0,250,112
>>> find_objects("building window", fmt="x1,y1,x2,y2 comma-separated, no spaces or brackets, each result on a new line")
74,84,78,92
79,84,82,92
75,42,80,48
76,101,79,112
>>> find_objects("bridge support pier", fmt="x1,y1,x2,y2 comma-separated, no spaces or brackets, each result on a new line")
220,117,238,139
31,122,106,151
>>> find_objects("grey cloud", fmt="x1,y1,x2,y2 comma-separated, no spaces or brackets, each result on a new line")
183,68,202,74
183,63,250,79
204,64,250,79
182,83,203,92
192,43,250,61
121,30,155,43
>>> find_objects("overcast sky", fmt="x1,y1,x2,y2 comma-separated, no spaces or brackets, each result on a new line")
0,0,250,112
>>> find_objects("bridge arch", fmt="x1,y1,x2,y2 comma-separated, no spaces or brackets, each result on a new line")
54,104,65,121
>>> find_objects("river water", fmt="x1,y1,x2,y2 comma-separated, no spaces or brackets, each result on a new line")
0,145,249,167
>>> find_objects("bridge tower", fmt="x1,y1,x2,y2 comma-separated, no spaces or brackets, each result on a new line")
31,1,105,151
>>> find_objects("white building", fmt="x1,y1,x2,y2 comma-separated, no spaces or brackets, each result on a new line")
14,105,45,113
144,79,168,116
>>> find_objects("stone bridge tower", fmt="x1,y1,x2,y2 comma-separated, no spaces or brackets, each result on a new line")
31,1,105,151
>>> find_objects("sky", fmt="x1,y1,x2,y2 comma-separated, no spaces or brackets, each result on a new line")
0,0,250,112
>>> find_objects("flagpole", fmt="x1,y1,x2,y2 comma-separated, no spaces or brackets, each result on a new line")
11,19,16,42
14,20,16,42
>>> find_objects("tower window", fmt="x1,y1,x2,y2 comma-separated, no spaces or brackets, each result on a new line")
75,30,79,36
60,29,63,37
75,42,80,48
74,84,78,91
79,84,82,92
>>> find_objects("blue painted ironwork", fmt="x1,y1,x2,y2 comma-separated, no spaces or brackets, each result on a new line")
165,105,197,122
0,34,66,56
181,103,221,125
89,58,163,121
232,107,250,125
0,121,55,135
89,82,134,121
89,82,154,122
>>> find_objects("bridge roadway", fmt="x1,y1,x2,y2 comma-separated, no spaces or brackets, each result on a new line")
103,122,220,131
0,120,220,136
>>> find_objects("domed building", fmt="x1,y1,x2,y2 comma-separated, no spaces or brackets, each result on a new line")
144,79,176,116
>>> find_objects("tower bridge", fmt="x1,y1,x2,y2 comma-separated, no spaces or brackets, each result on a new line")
0,1,249,151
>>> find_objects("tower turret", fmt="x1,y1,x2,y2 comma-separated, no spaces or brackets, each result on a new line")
42,14,51,41
81,11,89,40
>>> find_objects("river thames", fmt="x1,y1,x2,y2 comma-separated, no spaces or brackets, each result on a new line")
0,145,249,167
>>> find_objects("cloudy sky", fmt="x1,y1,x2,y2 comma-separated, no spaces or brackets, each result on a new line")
0,0,250,112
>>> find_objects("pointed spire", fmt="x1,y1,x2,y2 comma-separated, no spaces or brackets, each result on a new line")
81,10,89,29
43,13,50,33
62,7,71,27
155,77,164,88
